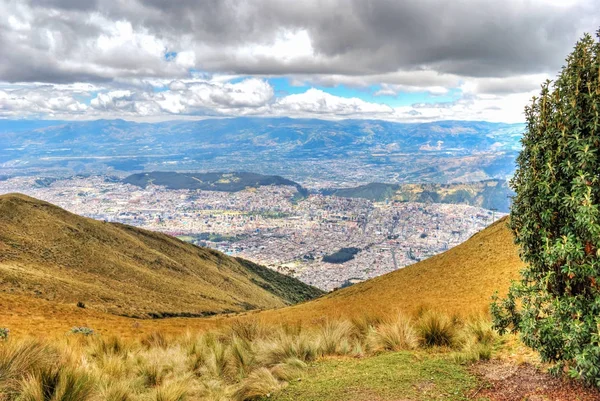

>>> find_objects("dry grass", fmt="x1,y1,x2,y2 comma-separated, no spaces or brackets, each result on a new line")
1,216,522,338
0,193,322,322
367,315,418,352
0,313,500,401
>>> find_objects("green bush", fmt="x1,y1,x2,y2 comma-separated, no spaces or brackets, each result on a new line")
70,327,94,336
0,328,9,341
492,30,600,386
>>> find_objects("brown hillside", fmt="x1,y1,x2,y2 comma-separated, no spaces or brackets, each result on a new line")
1,208,523,337
258,215,523,323
0,193,322,320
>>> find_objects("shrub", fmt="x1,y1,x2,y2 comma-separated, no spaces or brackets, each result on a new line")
76,302,86,309
0,328,9,341
417,311,457,347
492,30,600,386
70,327,94,336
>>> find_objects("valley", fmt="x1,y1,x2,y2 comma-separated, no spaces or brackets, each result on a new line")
0,174,502,290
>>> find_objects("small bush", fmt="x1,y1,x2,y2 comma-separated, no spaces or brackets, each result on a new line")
76,301,86,309
70,327,94,336
417,311,457,347
0,328,9,341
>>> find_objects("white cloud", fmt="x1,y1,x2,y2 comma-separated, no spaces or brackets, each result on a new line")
274,88,393,116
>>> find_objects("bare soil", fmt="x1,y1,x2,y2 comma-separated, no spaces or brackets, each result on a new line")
471,361,600,401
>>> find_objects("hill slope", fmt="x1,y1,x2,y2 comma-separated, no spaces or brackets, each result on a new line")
0,209,521,337
0,193,323,318
260,216,523,322
123,171,308,196
323,179,513,212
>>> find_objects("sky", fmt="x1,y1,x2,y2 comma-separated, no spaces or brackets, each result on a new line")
0,0,598,123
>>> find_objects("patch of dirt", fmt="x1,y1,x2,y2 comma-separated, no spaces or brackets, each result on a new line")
471,361,600,401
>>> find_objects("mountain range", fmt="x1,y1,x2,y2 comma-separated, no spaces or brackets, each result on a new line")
0,118,524,185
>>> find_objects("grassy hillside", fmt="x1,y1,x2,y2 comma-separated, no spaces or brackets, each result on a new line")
0,193,322,320
324,179,513,212
123,171,308,196
259,216,522,324
0,213,521,337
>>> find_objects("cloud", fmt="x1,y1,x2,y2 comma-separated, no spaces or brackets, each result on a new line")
274,88,394,116
2,0,598,84
0,0,598,122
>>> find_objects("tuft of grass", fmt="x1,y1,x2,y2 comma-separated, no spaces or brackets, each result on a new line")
466,318,496,346
99,381,134,401
350,314,383,338
0,340,57,396
270,358,307,382
141,332,169,349
256,332,319,367
228,319,267,343
197,379,232,401
90,335,128,358
154,380,188,401
417,311,457,347
368,315,418,352
316,320,356,356
18,367,95,401
233,367,286,401
226,336,256,379
138,360,170,388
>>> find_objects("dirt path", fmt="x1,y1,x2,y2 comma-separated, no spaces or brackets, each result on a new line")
471,361,600,401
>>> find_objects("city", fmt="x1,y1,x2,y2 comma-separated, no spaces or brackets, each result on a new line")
0,175,502,290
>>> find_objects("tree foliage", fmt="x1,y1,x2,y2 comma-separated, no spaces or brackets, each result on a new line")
492,30,600,386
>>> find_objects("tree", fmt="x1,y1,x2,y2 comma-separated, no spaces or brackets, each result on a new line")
492,30,600,386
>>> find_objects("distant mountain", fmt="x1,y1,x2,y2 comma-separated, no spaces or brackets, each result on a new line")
124,171,308,196
0,193,323,318
323,179,513,212
322,183,400,202
0,117,524,184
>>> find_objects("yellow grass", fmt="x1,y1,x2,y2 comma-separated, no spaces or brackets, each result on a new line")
0,193,321,324
1,213,522,338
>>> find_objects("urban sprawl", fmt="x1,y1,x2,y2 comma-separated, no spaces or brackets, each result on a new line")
0,176,503,290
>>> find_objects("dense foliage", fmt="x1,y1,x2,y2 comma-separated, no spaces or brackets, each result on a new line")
492,31,600,385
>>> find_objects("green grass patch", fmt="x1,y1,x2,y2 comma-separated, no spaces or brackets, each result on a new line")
270,351,484,401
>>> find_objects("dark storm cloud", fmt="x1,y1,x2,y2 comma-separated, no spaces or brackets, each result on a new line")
0,0,598,84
